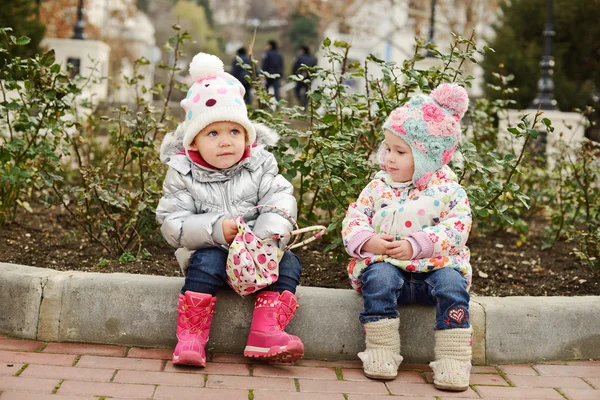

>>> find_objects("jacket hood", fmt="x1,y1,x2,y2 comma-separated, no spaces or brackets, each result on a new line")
159,121,280,163
375,164,458,188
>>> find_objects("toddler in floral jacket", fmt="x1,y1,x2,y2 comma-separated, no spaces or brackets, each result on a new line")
342,83,473,390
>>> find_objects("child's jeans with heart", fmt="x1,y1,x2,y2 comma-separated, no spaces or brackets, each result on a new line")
182,247,302,296
359,262,470,330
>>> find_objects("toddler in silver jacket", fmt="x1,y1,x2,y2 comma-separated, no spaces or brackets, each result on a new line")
156,53,303,367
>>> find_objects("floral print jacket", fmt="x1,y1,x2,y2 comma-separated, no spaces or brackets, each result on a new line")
342,166,472,292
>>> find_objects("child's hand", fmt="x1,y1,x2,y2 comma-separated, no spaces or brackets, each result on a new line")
362,234,394,255
222,218,238,244
386,239,413,260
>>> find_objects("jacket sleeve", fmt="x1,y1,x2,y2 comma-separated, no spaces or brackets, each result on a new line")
252,152,297,244
410,185,472,258
155,167,225,250
342,181,379,259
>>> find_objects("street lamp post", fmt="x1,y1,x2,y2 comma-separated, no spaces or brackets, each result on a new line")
67,0,86,78
72,0,87,40
530,0,557,110
425,0,437,57
529,0,558,158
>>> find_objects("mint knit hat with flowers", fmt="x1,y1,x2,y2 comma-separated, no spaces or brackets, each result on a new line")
381,83,469,187
180,53,256,150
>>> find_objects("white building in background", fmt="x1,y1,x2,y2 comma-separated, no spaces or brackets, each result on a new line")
209,0,249,25
42,0,159,105
318,0,497,97
208,0,249,54
86,0,160,103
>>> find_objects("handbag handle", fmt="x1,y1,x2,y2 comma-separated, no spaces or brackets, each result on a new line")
275,224,327,250
241,205,326,250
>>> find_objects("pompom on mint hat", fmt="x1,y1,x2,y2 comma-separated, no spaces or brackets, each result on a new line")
180,53,256,150
381,83,469,187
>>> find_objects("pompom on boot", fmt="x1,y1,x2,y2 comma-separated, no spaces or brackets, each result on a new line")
243,290,304,363
358,318,403,380
429,327,473,391
172,291,216,367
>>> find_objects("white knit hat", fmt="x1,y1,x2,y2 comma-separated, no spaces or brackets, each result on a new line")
180,53,256,150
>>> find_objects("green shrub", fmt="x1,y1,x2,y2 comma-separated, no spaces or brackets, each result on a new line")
247,35,538,257
0,28,76,224
2,26,598,270
0,25,190,258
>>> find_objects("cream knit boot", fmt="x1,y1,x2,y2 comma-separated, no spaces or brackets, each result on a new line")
358,318,403,380
430,327,472,391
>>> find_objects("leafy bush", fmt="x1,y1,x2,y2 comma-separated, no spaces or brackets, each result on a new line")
0,25,190,258
543,136,600,269
248,35,538,255
0,28,74,224
2,26,598,271
46,27,192,258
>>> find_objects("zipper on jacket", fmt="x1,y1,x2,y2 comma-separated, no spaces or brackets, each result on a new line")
219,182,234,217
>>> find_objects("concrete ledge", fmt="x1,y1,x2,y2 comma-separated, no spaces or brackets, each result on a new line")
0,264,56,339
476,296,600,363
1,263,599,364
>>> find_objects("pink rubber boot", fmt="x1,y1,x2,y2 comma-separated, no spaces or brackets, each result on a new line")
172,291,217,367
243,290,304,363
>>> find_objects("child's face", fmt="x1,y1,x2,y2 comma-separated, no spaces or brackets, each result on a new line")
383,130,415,183
190,121,247,169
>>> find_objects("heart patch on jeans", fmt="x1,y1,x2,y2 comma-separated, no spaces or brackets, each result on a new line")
448,307,466,324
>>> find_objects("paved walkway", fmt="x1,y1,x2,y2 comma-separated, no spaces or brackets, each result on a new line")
0,336,599,400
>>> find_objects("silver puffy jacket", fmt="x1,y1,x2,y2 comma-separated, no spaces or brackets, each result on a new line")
155,122,297,271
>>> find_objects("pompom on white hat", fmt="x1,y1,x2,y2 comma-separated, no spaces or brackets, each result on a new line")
180,53,256,150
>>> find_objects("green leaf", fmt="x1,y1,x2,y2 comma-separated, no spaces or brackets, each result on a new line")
95,258,110,268
526,129,539,139
501,213,514,225
15,36,31,46
506,182,519,191
5,101,20,110
516,193,530,208
16,200,33,213
333,40,349,49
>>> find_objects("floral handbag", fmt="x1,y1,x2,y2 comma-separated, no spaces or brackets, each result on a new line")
226,205,326,297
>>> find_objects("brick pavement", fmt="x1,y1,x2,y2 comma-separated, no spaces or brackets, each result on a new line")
0,336,598,399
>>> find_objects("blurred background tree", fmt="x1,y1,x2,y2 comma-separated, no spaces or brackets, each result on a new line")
0,0,46,65
172,0,220,56
481,0,600,114
289,9,319,52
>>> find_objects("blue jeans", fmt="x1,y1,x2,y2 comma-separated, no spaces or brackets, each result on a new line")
360,262,470,330
182,247,302,296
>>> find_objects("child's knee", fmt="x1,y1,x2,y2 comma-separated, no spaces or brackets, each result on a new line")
279,251,302,276
190,247,226,262
363,263,403,290
428,268,468,292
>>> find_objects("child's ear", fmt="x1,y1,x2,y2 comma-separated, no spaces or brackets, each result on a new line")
189,140,198,151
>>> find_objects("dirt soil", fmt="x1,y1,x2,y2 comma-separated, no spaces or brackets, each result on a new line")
1,204,599,297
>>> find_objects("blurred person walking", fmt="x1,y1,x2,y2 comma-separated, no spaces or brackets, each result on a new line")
261,40,284,101
231,47,253,105
292,45,317,107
